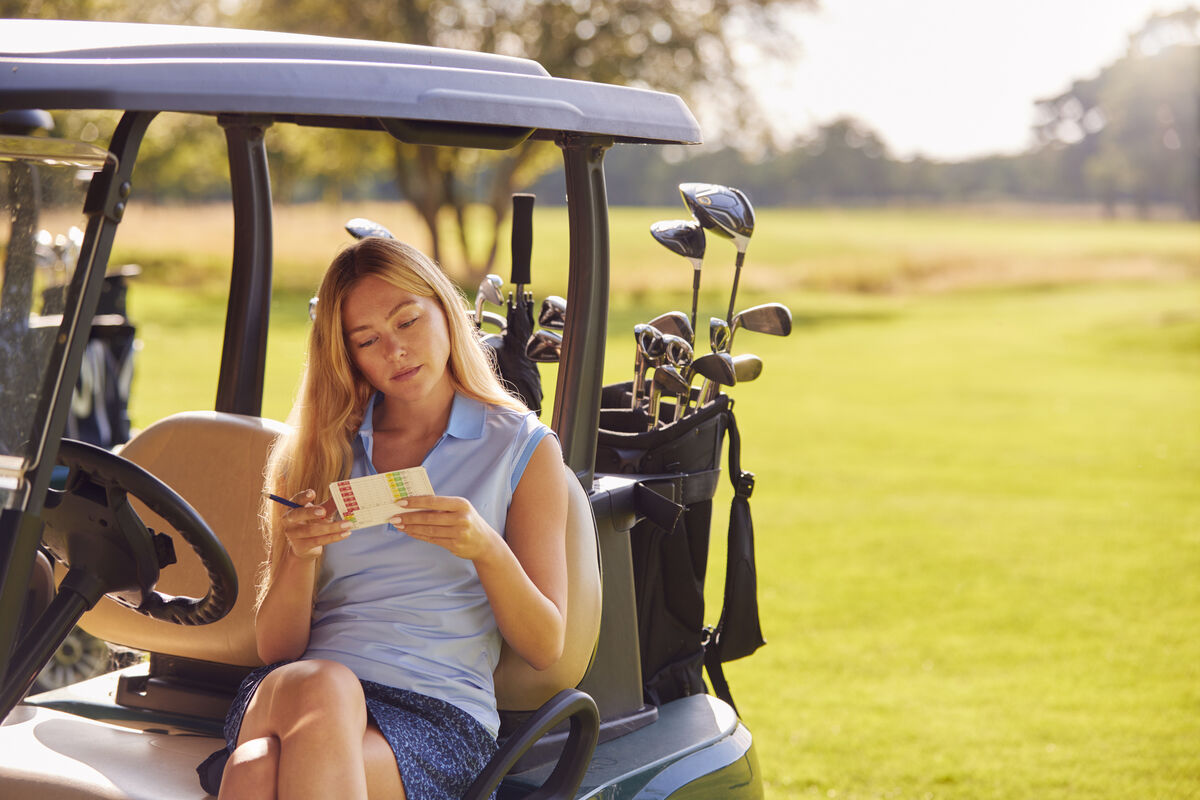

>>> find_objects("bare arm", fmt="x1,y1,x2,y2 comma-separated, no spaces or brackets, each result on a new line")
391,436,568,670
254,490,352,664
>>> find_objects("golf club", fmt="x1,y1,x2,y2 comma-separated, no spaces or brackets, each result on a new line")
648,310,694,347
344,217,397,240
709,316,732,354
525,328,562,363
477,309,508,333
700,352,763,405
683,351,736,414
730,302,792,350
538,295,567,330
679,182,755,324
632,323,666,410
649,364,690,429
474,273,505,330
650,219,706,334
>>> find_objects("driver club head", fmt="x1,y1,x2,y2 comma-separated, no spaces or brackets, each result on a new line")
650,219,706,269
344,217,397,240
538,295,567,330
525,328,562,363
679,182,755,253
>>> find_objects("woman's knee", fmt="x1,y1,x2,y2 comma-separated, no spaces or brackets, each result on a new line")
254,660,367,732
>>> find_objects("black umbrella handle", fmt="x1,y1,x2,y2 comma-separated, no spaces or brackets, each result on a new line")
511,193,535,290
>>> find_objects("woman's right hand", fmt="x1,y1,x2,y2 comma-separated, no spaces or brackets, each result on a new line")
282,489,352,559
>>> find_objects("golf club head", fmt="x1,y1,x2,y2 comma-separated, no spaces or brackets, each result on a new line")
636,323,667,362
650,219,706,267
661,333,694,371
733,302,793,338
525,328,562,363
653,363,690,395
481,332,505,350
648,310,694,345
344,217,397,240
538,295,567,329
475,273,506,328
709,316,732,354
679,182,755,252
690,351,736,386
478,309,508,333
732,353,763,383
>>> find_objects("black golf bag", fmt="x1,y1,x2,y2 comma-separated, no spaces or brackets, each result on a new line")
594,384,765,712
42,271,137,449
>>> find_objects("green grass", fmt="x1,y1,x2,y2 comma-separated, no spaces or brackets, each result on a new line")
119,205,1200,798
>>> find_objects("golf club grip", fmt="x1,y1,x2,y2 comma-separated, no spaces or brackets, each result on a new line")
511,193,535,286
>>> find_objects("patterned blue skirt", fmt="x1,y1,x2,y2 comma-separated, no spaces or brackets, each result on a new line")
197,661,498,799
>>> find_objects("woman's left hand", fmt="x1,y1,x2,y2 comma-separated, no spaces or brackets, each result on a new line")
389,495,502,562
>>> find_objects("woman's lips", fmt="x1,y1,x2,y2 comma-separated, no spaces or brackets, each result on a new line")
392,365,420,382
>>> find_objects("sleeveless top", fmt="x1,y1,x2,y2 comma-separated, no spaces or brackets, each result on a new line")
303,392,555,736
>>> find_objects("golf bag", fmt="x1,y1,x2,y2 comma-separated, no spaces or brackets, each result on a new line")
595,385,765,712
42,271,136,449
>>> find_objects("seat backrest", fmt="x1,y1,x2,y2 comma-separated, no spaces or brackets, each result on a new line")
494,466,601,711
77,411,603,708
77,411,285,665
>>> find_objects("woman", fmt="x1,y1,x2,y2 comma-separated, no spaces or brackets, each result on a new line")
208,237,568,799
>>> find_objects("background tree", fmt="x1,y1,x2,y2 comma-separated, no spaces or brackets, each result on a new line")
1034,8,1199,218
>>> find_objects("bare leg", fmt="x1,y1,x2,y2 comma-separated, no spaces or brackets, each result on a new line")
217,735,278,800
221,660,403,800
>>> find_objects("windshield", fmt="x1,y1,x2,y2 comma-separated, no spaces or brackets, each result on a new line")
0,136,108,509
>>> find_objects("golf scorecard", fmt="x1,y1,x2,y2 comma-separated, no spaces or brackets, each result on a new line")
329,467,434,531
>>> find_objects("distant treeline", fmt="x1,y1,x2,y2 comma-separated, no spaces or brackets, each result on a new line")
554,9,1200,220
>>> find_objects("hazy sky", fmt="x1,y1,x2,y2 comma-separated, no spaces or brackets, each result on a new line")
756,0,1193,161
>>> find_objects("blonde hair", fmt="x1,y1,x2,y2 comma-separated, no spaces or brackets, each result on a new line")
256,237,527,610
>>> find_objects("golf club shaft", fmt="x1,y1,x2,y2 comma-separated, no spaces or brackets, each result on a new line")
725,250,746,327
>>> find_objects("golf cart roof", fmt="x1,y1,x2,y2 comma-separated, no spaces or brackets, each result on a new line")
0,19,702,145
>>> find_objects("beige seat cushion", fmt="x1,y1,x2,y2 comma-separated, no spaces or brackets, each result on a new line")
0,704,220,799
77,411,601,705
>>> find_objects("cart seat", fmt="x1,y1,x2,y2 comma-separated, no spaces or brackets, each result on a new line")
0,410,601,798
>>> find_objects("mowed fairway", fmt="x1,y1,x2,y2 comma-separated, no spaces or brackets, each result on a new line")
119,204,1199,799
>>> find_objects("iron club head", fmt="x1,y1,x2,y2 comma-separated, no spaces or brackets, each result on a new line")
732,353,763,383
648,311,694,346
709,316,732,354
474,273,505,329
538,295,567,330
732,302,792,339
525,328,562,363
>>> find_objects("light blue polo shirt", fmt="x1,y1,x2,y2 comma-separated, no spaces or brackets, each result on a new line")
304,392,554,736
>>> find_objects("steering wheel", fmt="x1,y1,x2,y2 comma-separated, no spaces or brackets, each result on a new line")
41,439,237,625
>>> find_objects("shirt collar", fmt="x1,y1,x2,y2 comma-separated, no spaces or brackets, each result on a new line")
359,391,485,442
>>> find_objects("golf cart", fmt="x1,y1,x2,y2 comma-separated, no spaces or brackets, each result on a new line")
0,19,763,798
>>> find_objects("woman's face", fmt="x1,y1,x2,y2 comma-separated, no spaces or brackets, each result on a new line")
341,274,453,405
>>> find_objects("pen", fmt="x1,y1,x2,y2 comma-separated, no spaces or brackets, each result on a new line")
261,491,303,509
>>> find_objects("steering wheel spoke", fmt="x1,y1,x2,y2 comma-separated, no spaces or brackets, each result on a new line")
43,439,237,625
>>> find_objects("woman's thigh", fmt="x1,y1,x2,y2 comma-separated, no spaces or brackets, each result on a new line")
364,723,405,800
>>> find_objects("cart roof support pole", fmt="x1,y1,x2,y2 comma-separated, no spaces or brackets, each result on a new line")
554,136,612,488
216,116,273,417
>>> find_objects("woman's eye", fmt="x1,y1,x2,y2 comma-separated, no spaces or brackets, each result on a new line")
398,317,418,329
356,337,377,349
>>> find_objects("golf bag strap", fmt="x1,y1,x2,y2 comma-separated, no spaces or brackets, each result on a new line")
704,409,765,713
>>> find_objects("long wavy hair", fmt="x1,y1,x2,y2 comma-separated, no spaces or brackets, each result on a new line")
256,237,526,610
